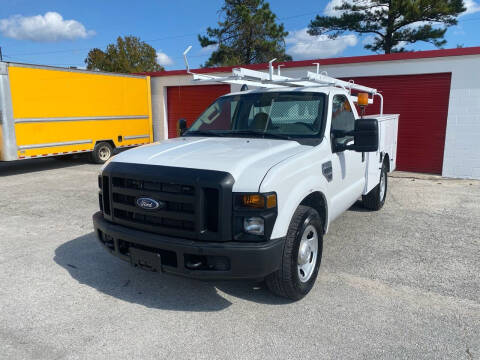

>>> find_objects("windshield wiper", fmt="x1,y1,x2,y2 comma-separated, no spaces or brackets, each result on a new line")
183,130,224,137
261,132,292,140
225,130,292,140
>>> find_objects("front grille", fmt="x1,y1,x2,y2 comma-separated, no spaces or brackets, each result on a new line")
102,176,111,215
110,176,197,238
113,203,195,230
99,162,234,241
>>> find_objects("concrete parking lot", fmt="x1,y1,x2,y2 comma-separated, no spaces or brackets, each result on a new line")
0,158,479,360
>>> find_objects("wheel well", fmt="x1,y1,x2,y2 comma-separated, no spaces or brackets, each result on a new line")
95,140,115,149
300,192,328,234
384,153,390,172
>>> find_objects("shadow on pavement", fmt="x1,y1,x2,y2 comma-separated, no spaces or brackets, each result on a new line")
54,232,291,311
0,148,132,177
348,200,370,212
0,157,90,177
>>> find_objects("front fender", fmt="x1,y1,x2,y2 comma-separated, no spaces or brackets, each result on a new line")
259,145,331,239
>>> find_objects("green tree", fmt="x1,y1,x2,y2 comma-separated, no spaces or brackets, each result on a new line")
199,0,291,67
308,0,466,54
85,36,163,73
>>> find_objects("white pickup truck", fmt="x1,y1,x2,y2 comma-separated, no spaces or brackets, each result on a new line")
93,64,398,300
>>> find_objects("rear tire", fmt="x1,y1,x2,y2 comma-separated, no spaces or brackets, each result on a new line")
265,205,323,301
362,160,388,210
91,142,113,164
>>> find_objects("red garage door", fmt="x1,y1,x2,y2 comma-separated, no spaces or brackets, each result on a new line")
345,73,451,174
167,84,230,139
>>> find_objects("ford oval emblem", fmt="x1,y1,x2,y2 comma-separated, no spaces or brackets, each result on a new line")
136,197,162,210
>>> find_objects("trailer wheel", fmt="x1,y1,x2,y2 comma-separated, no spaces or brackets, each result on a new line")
265,205,323,301
362,160,388,210
91,142,113,164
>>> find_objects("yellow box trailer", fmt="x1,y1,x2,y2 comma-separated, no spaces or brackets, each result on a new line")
0,62,153,163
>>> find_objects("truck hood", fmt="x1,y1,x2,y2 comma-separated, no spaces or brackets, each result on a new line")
112,137,310,192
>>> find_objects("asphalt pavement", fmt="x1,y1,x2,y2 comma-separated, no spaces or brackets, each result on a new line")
0,158,479,359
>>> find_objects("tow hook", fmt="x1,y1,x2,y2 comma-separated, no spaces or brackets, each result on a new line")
186,259,204,270
184,255,230,271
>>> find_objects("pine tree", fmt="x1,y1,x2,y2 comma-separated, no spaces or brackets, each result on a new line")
199,0,291,67
308,0,466,54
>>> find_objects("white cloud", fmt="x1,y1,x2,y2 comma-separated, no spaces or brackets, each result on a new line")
156,51,173,66
325,0,480,18
200,44,218,54
361,35,376,46
0,12,94,42
324,0,347,16
286,28,358,59
324,0,386,17
361,34,405,49
463,0,480,15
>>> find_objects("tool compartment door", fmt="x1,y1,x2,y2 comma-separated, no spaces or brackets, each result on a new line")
363,114,399,194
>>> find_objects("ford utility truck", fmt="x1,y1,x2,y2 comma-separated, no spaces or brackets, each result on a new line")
93,60,398,300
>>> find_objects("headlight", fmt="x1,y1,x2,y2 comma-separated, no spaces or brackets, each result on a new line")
244,217,265,235
233,192,277,241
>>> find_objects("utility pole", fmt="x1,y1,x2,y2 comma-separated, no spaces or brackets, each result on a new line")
0,47,3,61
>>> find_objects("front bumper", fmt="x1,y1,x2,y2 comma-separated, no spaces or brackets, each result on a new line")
93,212,285,280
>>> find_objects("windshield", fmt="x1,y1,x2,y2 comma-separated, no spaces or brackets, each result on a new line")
185,91,326,139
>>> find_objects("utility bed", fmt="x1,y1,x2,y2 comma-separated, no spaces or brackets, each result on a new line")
364,114,399,193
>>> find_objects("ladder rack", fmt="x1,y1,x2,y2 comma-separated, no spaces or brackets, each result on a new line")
183,46,384,114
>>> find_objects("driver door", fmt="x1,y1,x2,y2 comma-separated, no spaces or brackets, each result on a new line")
328,94,367,221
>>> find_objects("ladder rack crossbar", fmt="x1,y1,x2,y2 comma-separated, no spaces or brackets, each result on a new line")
192,73,283,88
182,46,382,108
190,66,381,112
306,72,377,94
191,68,377,94
184,45,377,93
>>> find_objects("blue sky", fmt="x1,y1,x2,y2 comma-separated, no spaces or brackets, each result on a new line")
1,0,480,70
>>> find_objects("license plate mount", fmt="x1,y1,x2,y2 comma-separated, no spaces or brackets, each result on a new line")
130,248,162,272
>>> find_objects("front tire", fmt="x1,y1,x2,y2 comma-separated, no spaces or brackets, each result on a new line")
265,205,323,300
362,160,388,210
91,142,113,164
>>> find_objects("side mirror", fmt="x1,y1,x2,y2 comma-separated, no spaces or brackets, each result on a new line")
177,118,187,136
348,118,379,152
